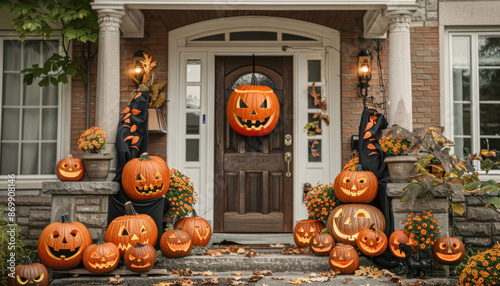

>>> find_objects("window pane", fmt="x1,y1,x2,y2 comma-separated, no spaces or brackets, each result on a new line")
452,68,471,102
480,103,500,135
42,82,58,106
23,109,39,140
308,60,321,82
23,41,41,69
41,143,56,174
186,86,201,109
231,73,277,90
453,137,471,160
1,143,18,175
43,41,58,59
481,138,500,154
24,78,40,106
192,33,225,41
229,31,277,41
478,36,500,66
4,40,21,71
454,103,471,136
307,85,322,109
282,33,316,41
308,139,321,162
186,113,200,134
21,143,38,174
307,113,321,134
187,60,201,82
1,108,19,140
3,74,21,106
186,139,199,161
42,108,58,140
452,36,471,102
479,69,500,101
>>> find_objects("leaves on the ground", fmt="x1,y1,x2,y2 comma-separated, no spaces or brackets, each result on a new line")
252,269,272,276
343,277,352,284
286,278,303,284
320,269,340,278
236,248,246,254
201,278,219,285
204,250,222,257
354,266,384,279
270,276,285,280
245,249,257,257
248,274,264,282
269,243,285,248
282,245,311,255
108,275,125,285
233,270,242,276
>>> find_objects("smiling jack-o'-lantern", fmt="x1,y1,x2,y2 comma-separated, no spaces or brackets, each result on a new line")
83,232,119,274
56,154,84,181
105,202,158,256
124,242,156,273
326,204,385,246
226,85,280,136
174,209,211,247
432,233,465,265
293,219,325,248
8,256,49,286
329,244,360,274
356,223,388,256
160,223,193,258
122,153,170,201
37,214,92,270
334,165,378,204
388,230,417,259
309,230,335,256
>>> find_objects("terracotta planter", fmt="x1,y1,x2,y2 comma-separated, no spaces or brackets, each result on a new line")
82,153,113,181
384,155,418,183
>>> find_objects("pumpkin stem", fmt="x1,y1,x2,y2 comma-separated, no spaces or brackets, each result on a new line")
165,224,174,231
192,208,198,217
61,213,72,223
96,231,105,245
124,201,139,216
139,152,151,161
24,256,33,265
355,164,363,171
320,228,329,234
68,154,73,159
369,223,376,231
135,242,144,248
445,232,449,237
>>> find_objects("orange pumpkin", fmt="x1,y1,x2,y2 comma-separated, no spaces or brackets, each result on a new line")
432,233,465,265
389,229,417,259
334,165,378,203
124,242,156,273
160,225,193,258
8,256,49,286
329,244,360,274
226,85,280,136
309,230,335,256
122,153,170,201
83,232,119,274
56,154,84,181
356,223,388,256
174,209,211,247
293,219,325,248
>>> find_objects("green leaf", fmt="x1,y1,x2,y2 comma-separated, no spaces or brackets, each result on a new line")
23,73,33,85
486,197,500,209
57,73,68,84
49,77,58,86
452,202,465,215
39,77,49,87
464,181,481,191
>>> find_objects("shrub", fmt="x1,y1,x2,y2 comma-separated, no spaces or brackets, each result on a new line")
403,210,441,251
459,242,500,286
305,183,339,222
165,168,198,219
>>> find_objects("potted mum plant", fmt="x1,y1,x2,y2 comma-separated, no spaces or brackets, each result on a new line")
380,133,418,183
304,183,340,223
165,168,198,220
78,127,113,181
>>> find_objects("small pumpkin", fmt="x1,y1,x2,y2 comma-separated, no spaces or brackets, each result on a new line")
8,256,49,286
334,165,378,203
160,217,193,258
329,244,360,274
432,233,465,265
356,223,388,256
37,214,92,270
388,229,417,259
124,242,156,273
56,154,84,181
83,232,119,274
105,201,158,256
174,209,211,247
226,84,280,136
293,219,325,248
122,152,170,201
309,229,335,256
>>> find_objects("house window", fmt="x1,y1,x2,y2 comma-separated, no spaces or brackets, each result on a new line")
185,59,201,162
0,40,59,175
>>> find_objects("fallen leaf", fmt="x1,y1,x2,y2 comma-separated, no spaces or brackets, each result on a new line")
201,278,219,285
108,275,125,285
270,277,285,280
310,277,329,282
343,277,352,284
286,279,303,284
231,279,247,285
248,275,264,282
203,271,213,276
233,271,242,276
252,269,272,276
236,248,246,254
320,269,340,278
269,243,285,248
245,249,257,257
204,250,222,257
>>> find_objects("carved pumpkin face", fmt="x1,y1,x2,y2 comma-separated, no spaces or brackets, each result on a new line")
432,234,465,265
105,202,158,256
122,153,170,201
37,214,92,270
174,210,211,247
226,85,280,136
83,233,119,274
56,154,84,181
356,225,388,256
124,243,156,273
293,219,325,248
329,244,360,274
334,167,378,203
389,230,417,259
9,256,49,286
160,228,193,258
310,232,335,256
326,204,385,246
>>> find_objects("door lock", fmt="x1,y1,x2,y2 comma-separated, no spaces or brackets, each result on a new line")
284,134,292,146
285,152,292,177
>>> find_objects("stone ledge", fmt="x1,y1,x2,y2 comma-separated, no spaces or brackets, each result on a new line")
0,197,51,206
386,183,452,198
42,181,120,195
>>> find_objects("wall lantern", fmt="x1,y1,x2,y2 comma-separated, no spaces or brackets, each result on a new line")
148,108,168,135
358,50,372,97
130,50,145,85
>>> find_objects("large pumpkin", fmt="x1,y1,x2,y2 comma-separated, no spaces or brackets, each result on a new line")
309,230,335,256
174,209,211,247
55,154,84,181
329,244,360,274
37,214,92,270
160,223,193,258
122,152,170,201
432,233,465,265
334,165,378,203
389,229,417,259
226,85,280,136
356,223,388,256
293,219,325,248
8,256,49,286
105,201,158,256
83,232,119,274
326,204,385,246
124,242,156,273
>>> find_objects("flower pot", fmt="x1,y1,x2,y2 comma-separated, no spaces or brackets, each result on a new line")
384,155,418,183
82,153,113,181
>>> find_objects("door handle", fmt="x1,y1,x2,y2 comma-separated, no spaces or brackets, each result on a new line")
285,152,292,177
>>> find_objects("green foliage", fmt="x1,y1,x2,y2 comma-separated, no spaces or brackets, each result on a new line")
459,242,500,285
450,245,476,276
0,0,98,86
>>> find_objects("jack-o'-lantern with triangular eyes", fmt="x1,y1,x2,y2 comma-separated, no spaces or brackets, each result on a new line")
389,229,417,259
329,244,359,274
356,223,388,256
334,166,378,204
83,232,119,274
174,209,211,247
56,154,85,181
293,219,325,248
8,256,49,286
432,233,465,265
160,224,193,258
226,85,280,136
309,229,335,256
105,202,158,256
124,242,156,273
37,214,92,270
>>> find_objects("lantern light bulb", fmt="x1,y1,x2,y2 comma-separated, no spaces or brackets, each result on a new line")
135,67,142,74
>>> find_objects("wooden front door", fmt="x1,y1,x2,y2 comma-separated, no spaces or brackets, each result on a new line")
214,56,293,233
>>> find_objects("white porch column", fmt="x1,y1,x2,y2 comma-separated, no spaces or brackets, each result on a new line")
96,8,124,174
385,9,415,130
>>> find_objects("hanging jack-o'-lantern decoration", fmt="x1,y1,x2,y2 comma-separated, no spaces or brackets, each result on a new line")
82,232,119,274
55,154,85,181
160,219,193,258
356,223,388,256
329,244,360,274
432,233,465,265
334,165,378,204
124,242,156,273
226,85,280,136
8,256,49,286
174,209,211,247
309,229,335,256
326,204,385,246
388,229,417,259
293,219,325,248
105,202,158,256
37,214,92,270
